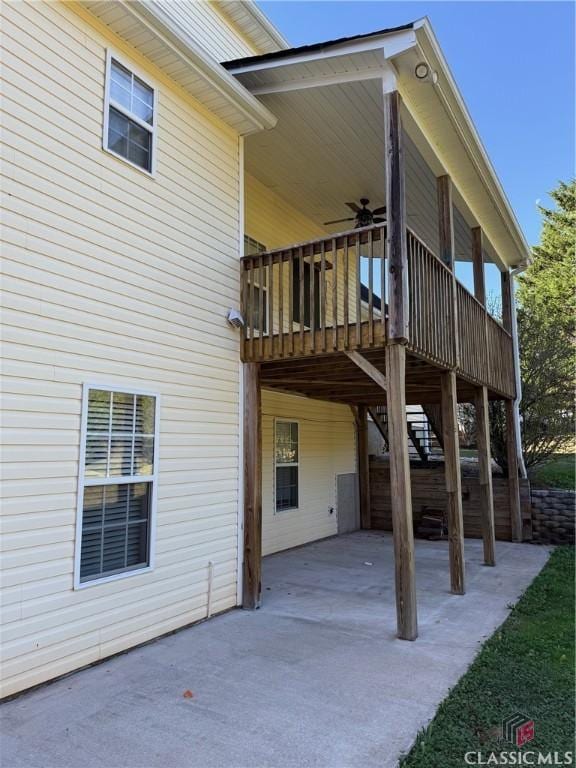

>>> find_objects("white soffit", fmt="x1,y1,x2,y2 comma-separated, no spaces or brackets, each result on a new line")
82,0,277,135
216,1,289,54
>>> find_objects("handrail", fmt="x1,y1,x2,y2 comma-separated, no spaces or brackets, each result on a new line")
241,223,386,264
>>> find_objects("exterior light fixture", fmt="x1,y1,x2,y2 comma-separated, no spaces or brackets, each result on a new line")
226,308,245,328
415,62,439,84
415,62,429,80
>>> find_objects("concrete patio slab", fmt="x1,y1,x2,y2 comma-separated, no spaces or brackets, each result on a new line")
0,533,551,768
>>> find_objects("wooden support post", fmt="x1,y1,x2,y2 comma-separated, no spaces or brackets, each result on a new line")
356,405,371,530
385,344,418,640
384,90,408,343
471,227,485,305
243,362,262,609
437,175,455,270
474,386,496,566
505,399,523,542
437,174,460,367
440,371,465,594
501,270,512,331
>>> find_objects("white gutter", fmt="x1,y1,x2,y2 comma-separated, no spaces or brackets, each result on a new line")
510,262,529,478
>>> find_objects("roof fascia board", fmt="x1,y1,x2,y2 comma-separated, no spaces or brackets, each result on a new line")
106,0,277,134
249,64,396,97
413,18,530,261
226,29,417,74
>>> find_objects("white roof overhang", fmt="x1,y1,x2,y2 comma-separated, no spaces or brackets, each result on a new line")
226,21,530,268
216,1,289,54
81,0,277,135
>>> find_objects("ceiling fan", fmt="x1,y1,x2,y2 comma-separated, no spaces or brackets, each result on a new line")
324,198,386,229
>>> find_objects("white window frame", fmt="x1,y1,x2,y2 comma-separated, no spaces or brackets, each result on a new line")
103,50,158,176
274,419,299,513
73,383,160,590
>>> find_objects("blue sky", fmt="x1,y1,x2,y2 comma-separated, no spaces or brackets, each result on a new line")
258,1,575,252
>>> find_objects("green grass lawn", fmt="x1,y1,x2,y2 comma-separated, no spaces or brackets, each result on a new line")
530,453,575,490
400,547,575,767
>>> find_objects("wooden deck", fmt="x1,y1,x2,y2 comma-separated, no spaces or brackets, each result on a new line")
240,224,515,401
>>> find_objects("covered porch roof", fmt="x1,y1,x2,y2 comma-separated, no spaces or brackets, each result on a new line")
225,19,530,269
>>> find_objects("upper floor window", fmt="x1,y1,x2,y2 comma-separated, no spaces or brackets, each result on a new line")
104,54,156,174
75,385,159,587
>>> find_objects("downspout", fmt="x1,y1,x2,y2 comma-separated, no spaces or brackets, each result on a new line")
510,262,528,479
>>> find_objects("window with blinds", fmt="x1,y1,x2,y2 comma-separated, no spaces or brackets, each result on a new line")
76,386,159,586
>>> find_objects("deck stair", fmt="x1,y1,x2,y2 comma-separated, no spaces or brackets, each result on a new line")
369,406,440,463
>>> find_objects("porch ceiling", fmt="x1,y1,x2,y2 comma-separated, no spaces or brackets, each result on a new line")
243,78,387,233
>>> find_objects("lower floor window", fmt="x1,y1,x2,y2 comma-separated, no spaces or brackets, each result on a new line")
275,420,299,511
80,482,151,581
76,385,158,586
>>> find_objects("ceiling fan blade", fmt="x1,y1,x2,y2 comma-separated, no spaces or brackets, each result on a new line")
372,206,387,215
373,217,386,223
323,216,356,225
345,202,361,213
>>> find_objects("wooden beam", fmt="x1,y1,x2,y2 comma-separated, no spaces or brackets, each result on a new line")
471,227,486,305
505,399,523,542
356,405,371,530
384,91,409,343
437,175,460,368
440,371,465,594
243,363,262,609
345,350,387,391
385,344,418,640
474,386,496,565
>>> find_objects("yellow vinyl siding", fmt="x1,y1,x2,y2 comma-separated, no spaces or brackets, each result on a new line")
262,392,356,556
0,0,243,698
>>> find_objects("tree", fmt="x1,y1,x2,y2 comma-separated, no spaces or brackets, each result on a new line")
490,180,575,475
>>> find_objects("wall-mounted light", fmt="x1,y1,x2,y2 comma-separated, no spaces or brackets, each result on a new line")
415,62,438,84
226,308,245,328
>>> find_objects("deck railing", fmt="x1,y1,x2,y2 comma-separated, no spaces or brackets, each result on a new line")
240,224,515,397
241,225,386,361
407,230,455,369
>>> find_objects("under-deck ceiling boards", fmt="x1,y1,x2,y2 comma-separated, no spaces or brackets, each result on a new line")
259,349,483,406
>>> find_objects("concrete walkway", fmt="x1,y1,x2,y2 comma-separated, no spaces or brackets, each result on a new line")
0,533,550,768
